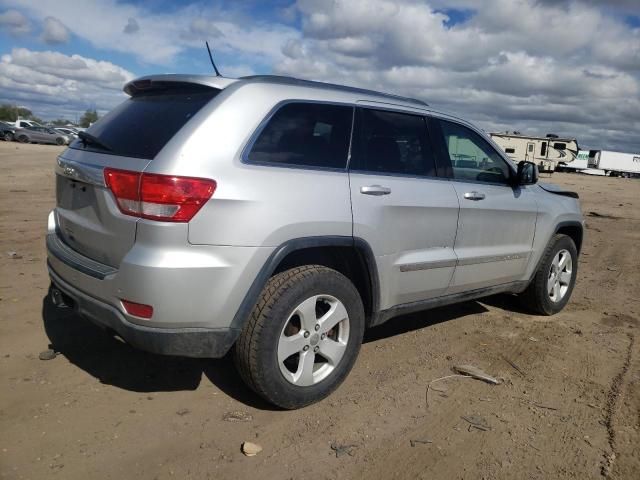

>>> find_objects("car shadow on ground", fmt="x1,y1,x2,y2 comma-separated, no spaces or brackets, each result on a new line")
42,293,490,410
41,294,276,409
479,293,532,315
364,301,489,343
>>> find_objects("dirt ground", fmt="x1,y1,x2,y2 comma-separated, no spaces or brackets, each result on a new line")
0,141,638,480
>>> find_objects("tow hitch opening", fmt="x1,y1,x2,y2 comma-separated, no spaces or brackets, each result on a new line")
50,286,74,309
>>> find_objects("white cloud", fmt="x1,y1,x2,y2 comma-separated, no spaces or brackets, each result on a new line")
183,18,299,62
0,48,134,119
273,0,640,152
41,16,69,44
0,0,637,151
0,8,30,35
3,0,299,66
123,17,139,34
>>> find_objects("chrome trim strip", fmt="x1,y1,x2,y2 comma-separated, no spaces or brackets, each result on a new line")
457,253,529,267
399,252,529,272
56,157,105,187
399,259,458,272
46,233,117,280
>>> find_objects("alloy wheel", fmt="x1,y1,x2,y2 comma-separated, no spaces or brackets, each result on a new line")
277,294,350,386
548,249,572,302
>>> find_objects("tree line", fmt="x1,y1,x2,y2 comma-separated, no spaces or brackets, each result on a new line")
0,104,99,128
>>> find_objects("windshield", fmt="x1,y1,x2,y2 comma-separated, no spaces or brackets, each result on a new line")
70,85,219,160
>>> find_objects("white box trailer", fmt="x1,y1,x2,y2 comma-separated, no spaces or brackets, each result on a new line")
562,150,589,170
557,150,604,175
588,150,640,177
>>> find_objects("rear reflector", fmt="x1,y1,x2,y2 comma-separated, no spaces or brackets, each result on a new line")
104,168,216,222
121,299,154,319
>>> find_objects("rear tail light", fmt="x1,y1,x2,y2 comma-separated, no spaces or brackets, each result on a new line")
121,299,153,319
104,168,216,222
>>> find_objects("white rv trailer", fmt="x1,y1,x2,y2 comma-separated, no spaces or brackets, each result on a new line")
588,150,640,177
489,132,579,173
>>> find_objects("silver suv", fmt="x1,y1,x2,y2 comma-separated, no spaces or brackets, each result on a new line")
47,75,584,408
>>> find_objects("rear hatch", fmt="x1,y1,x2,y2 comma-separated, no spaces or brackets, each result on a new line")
54,82,220,267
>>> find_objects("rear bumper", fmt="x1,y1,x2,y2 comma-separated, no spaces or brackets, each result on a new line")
46,210,273,329
46,208,274,357
48,265,238,358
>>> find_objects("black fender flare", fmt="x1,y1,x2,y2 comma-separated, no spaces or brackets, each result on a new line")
527,220,584,284
228,236,380,334
554,220,584,253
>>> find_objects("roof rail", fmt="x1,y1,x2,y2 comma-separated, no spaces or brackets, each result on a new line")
240,75,429,107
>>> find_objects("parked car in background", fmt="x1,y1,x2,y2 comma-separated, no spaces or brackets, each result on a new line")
0,121,16,141
47,74,584,409
54,127,78,139
15,126,70,145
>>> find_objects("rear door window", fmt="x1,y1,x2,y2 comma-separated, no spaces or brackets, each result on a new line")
350,108,437,177
247,102,353,169
70,85,219,160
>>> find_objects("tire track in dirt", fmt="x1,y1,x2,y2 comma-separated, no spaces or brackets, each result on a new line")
601,332,635,478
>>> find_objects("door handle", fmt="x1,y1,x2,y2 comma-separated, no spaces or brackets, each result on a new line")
463,191,485,201
361,185,391,196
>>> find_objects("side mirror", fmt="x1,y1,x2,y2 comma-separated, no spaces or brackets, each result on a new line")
516,161,538,185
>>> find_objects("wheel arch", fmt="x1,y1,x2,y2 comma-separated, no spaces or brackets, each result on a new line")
555,220,584,254
230,236,380,334
527,220,583,285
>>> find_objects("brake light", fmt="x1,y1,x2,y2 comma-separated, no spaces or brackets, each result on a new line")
104,168,216,222
121,299,153,319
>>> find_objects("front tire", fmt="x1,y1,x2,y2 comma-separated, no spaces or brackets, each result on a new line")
3,132,13,142
234,265,365,409
520,234,578,315
17,135,29,143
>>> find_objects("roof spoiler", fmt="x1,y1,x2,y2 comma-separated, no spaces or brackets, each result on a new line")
123,74,237,96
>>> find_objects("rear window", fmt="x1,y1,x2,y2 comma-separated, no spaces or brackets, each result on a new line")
70,86,219,160
247,102,353,169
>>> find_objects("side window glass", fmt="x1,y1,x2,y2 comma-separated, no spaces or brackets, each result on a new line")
247,103,352,169
351,108,436,177
438,119,511,184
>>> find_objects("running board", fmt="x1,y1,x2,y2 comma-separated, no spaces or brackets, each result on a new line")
370,281,528,327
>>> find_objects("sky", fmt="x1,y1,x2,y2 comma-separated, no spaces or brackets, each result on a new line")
0,0,638,152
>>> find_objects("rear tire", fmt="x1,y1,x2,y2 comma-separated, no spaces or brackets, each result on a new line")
233,265,365,409
3,132,13,142
17,135,29,143
520,234,578,315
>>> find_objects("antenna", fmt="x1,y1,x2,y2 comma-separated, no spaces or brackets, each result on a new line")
205,41,221,77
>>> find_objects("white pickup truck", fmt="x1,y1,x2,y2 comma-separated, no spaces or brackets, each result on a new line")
11,120,42,129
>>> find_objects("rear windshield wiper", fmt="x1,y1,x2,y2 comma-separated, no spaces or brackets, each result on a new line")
78,131,112,152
